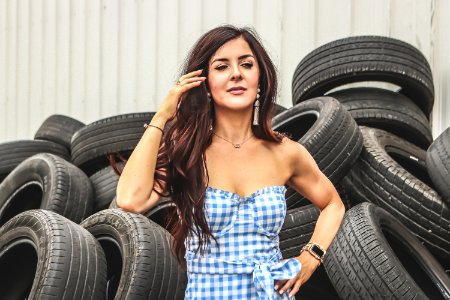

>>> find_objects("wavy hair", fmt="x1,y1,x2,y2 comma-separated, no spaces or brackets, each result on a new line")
151,25,282,269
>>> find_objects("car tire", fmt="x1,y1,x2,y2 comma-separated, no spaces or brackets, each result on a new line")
292,36,434,116
324,202,450,299
0,209,107,299
279,205,320,258
328,87,432,149
272,97,362,209
342,126,450,267
0,153,94,225
71,112,156,175
426,127,450,204
90,163,123,212
0,140,70,182
81,209,187,299
34,114,85,150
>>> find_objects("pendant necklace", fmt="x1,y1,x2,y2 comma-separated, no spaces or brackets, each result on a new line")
212,131,253,148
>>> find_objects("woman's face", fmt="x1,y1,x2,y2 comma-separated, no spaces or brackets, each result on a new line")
207,37,260,112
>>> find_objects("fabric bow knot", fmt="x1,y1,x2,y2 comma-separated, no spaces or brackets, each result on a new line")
251,257,302,299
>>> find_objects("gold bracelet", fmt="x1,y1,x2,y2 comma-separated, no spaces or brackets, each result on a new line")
143,123,164,135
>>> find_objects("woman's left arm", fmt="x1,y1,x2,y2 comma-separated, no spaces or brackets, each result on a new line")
276,139,345,297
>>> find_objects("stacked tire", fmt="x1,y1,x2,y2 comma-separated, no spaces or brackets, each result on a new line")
1,35,449,300
280,36,450,299
0,114,186,299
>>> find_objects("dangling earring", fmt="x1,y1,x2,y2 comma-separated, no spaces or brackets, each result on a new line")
208,92,213,131
253,87,261,126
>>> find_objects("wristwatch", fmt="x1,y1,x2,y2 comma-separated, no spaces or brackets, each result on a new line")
301,242,326,264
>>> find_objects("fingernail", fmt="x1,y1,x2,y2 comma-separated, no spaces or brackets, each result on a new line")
280,290,284,294
274,285,278,290
288,293,292,297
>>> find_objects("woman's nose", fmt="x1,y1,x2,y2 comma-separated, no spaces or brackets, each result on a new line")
230,64,243,81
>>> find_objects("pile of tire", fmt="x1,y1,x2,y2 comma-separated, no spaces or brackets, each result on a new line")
0,35,449,300
0,114,186,299
275,36,450,299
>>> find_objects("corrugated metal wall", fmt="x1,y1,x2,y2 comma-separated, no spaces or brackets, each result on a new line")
1,0,449,142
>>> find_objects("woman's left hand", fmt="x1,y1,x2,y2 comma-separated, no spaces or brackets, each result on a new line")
274,251,321,298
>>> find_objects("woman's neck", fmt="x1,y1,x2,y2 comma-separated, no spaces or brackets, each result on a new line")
213,109,254,142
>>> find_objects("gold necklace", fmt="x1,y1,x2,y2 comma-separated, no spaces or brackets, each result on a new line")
212,131,253,148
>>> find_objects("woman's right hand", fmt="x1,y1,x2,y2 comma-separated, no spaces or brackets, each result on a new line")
157,69,206,120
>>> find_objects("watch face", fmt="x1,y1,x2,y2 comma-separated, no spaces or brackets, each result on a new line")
311,245,324,257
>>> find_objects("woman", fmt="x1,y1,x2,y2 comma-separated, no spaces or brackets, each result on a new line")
116,25,345,299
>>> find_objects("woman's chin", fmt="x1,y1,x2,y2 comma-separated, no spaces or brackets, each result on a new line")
216,104,253,113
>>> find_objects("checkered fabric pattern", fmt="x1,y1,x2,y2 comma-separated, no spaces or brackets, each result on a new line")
184,185,302,299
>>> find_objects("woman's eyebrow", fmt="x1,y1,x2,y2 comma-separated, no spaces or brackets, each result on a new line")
210,54,255,64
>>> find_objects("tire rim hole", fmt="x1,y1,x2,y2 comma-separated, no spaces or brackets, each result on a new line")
383,229,444,299
279,113,318,141
0,183,42,226
0,241,37,299
99,238,123,300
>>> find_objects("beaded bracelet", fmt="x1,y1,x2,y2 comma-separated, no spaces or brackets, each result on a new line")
143,123,164,135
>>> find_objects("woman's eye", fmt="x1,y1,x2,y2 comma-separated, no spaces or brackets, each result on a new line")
215,65,227,71
242,62,253,68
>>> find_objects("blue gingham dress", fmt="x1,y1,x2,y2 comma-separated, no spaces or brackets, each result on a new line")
184,185,302,299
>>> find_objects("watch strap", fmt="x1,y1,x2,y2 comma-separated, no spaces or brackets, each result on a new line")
301,242,326,265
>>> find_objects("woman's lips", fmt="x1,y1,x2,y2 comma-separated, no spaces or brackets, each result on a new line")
228,89,245,95
227,87,247,95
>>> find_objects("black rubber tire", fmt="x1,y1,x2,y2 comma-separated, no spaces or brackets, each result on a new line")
292,36,434,116
0,209,107,300
109,195,178,230
324,202,450,299
34,114,85,150
143,197,177,229
0,140,70,182
80,209,187,300
0,153,94,226
71,112,156,175
426,127,450,204
279,205,319,259
90,163,123,212
342,126,450,267
272,97,363,209
328,87,432,149
280,206,340,300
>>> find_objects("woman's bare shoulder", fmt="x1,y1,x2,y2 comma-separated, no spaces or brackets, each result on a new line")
257,134,287,159
270,133,309,162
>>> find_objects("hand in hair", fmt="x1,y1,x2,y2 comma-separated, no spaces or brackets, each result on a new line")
157,69,206,121
116,69,205,214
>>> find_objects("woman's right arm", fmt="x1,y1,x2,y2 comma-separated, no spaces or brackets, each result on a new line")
115,112,169,213
115,69,205,214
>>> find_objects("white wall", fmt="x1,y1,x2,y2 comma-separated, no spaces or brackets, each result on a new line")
1,0,449,142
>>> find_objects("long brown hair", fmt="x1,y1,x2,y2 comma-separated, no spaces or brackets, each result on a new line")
153,25,282,269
